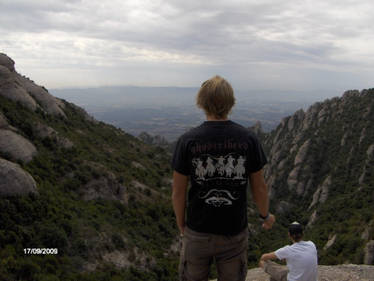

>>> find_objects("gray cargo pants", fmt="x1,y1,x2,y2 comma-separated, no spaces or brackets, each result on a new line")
179,226,248,281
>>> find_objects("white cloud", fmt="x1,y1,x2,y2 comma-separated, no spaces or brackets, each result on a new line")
0,0,373,91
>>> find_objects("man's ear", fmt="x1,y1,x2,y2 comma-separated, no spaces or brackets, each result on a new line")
288,232,294,242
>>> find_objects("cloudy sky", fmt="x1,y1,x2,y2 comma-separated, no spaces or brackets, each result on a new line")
0,0,373,95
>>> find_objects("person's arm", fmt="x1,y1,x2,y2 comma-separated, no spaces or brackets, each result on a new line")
249,169,275,229
172,170,189,235
259,252,277,268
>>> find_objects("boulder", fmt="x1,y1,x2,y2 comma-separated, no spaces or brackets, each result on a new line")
309,187,321,210
307,210,317,228
294,139,311,165
364,240,374,265
275,201,292,215
0,54,66,117
0,129,37,162
33,122,74,149
0,65,12,85
15,75,66,117
287,166,300,190
309,176,331,209
0,112,7,128
81,173,126,202
0,53,15,72
33,122,58,139
323,234,337,250
131,161,146,170
0,158,37,196
0,80,38,111
319,175,331,203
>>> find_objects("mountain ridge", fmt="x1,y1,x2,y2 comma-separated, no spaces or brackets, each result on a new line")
0,53,179,280
256,88,374,266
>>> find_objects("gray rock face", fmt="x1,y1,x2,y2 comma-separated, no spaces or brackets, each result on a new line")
0,158,37,196
359,144,374,186
0,129,37,162
287,166,300,190
323,233,337,250
0,65,12,82
211,264,374,281
0,53,15,72
16,76,66,117
0,53,66,117
33,122,74,149
307,210,317,228
0,112,7,128
275,201,292,215
33,122,57,139
0,73,38,111
81,173,126,202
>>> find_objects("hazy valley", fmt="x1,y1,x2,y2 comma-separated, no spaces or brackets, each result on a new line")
52,86,338,141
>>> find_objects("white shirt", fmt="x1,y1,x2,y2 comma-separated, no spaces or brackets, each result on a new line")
275,241,318,281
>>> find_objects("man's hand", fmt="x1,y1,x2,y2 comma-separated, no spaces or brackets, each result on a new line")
179,224,185,236
259,252,277,268
262,213,275,230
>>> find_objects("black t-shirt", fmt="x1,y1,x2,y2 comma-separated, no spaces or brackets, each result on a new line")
171,120,267,235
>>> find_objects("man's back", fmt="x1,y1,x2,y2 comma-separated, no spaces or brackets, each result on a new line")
172,120,267,235
275,241,318,281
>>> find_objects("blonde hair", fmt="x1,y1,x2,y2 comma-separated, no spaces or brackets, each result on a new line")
196,75,235,119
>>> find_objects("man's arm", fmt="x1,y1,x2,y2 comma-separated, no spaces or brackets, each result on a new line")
172,170,189,235
259,252,277,268
249,169,275,229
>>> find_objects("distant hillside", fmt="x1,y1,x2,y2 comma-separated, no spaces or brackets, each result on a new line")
52,86,327,141
0,53,179,280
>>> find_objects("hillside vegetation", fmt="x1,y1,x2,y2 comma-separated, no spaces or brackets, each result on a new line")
0,53,178,281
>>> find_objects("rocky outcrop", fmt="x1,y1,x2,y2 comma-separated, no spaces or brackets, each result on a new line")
294,139,311,166
0,158,37,196
364,240,374,265
0,65,39,111
223,264,374,281
0,129,37,162
33,122,74,149
0,112,7,128
359,144,374,187
131,161,146,170
263,89,374,255
323,234,337,250
69,103,96,123
0,53,15,72
0,53,65,117
16,75,66,117
81,173,126,202
307,210,317,228
138,131,171,150
275,201,292,215
309,175,331,210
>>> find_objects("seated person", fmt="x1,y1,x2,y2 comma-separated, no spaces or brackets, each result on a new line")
259,222,318,281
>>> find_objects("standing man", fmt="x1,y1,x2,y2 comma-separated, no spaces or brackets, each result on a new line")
171,75,275,281
259,222,318,281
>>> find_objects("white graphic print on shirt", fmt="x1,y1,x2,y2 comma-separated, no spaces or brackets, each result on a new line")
192,153,247,207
